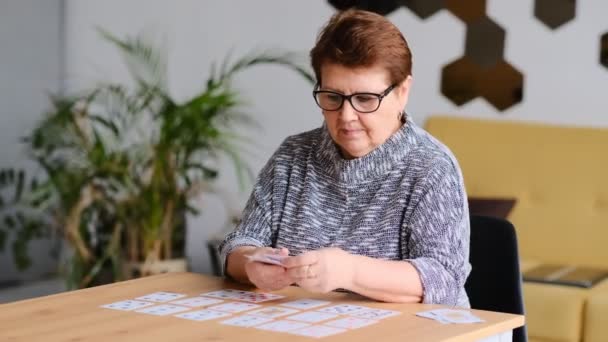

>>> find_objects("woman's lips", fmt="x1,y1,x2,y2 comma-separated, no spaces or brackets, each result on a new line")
339,128,364,137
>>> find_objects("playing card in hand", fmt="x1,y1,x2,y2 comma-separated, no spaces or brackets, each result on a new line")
246,253,287,266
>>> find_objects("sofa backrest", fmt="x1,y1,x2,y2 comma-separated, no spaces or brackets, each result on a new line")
425,116,608,268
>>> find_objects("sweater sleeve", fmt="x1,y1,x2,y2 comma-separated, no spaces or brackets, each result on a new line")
218,153,276,272
404,160,471,306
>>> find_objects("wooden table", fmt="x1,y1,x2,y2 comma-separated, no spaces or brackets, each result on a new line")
0,272,524,341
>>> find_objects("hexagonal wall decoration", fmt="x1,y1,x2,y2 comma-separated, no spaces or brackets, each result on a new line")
478,62,524,111
326,0,525,111
444,0,485,23
465,17,505,68
441,57,524,111
441,57,482,105
398,0,444,19
601,32,608,70
534,0,576,30
327,0,401,15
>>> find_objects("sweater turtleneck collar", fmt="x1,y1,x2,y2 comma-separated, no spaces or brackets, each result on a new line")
314,120,418,184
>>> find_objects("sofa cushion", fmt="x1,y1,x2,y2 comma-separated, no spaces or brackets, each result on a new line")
589,277,608,293
425,116,608,268
522,264,608,342
523,282,586,342
584,279,608,342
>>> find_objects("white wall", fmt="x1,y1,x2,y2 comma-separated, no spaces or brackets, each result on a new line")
63,0,608,274
0,0,63,283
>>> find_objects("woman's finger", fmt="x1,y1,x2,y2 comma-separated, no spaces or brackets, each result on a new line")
296,276,320,290
282,251,318,268
285,265,308,279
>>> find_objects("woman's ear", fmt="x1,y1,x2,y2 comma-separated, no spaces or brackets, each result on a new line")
397,75,413,107
398,75,414,101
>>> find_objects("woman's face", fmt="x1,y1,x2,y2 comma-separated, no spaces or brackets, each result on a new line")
319,63,412,159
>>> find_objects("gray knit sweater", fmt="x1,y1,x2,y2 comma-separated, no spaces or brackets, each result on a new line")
220,120,471,307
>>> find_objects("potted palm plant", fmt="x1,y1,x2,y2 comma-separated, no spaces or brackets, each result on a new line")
0,30,313,289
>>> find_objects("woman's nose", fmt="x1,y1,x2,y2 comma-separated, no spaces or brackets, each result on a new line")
338,100,359,122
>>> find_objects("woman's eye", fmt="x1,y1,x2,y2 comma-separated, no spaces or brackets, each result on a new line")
326,94,342,102
355,95,375,103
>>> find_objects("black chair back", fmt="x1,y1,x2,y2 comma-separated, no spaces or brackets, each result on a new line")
465,215,527,342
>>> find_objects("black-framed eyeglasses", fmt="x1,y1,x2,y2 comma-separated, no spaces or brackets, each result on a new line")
312,84,396,113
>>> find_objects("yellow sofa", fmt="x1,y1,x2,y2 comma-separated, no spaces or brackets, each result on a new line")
425,116,608,342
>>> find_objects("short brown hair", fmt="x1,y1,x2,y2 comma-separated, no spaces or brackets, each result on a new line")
310,9,413,86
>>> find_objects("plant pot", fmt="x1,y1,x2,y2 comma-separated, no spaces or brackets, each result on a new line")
122,258,188,280
88,263,116,287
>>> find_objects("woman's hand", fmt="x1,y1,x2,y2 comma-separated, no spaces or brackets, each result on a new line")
282,247,355,293
244,247,294,291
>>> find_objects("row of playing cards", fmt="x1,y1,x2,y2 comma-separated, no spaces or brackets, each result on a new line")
217,303,401,338
416,309,484,324
110,289,287,304
100,290,403,338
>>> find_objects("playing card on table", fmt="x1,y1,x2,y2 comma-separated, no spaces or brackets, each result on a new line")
280,298,331,310
351,308,401,320
207,302,260,313
421,309,484,324
221,315,274,328
246,253,288,266
318,304,369,315
170,297,223,307
324,316,378,329
290,325,347,338
233,292,284,303
255,320,311,333
175,309,231,321
100,300,154,311
201,289,245,300
416,310,451,324
135,304,190,316
202,289,283,303
246,306,299,318
135,291,186,302
286,311,338,323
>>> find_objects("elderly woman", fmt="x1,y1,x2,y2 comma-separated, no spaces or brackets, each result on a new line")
219,9,470,307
